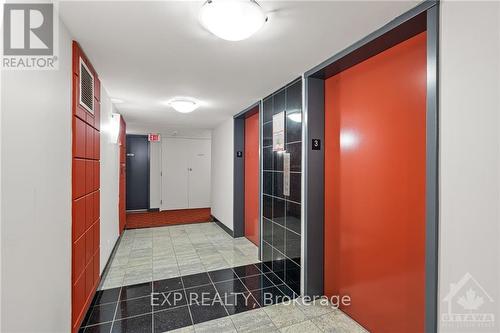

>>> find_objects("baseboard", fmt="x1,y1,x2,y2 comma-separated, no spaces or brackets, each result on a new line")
211,215,234,238
97,232,123,290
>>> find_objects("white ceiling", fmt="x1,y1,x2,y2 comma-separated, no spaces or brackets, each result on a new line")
59,1,418,131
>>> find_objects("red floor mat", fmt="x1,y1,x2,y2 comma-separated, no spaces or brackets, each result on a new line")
126,208,212,229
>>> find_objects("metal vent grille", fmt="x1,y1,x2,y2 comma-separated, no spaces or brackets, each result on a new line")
79,59,94,113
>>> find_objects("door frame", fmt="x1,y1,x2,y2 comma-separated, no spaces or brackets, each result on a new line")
233,103,261,254
125,134,151,211
302,1,439,332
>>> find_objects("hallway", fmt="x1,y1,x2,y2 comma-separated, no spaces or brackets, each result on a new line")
101,223,260,289
2,1,499,333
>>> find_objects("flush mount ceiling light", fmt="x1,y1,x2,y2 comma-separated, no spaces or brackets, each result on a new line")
168,98,200,113
199,0,267,41
111,98,124,104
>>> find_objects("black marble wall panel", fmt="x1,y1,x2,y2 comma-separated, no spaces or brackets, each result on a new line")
261,79,302,295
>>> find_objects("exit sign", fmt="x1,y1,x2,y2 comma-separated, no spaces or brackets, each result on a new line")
148,133,161,142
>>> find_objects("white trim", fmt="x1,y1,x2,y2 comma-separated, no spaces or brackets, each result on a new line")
79,57,94,114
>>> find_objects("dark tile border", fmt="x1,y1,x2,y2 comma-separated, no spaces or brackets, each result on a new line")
81,263,298,332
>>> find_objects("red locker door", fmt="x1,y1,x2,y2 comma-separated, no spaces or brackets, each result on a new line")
244,112,259,245
119,117,127,234
324,32,427,332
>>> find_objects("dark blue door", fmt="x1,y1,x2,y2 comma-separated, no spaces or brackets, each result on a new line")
126,135,149,210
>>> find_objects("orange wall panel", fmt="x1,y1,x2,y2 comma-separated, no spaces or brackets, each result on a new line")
244,112,259,246
85,263,93,297
85,230,93,264
85,161,93,193
72,159,86,199
324,32,426,333
93,191,100,222
72,41,101,333
85,194,93,229
85,124,94,159
94,130,100,160
74,118,86,158
72,198,86,241
119,118,127,234
73,237,85,280
93,161,100,191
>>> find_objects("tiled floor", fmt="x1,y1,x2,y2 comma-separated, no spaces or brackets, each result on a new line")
101,223,259,289
81,263,368,333
87,223,369,333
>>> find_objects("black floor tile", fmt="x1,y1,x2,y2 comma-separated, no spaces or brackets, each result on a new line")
254,262,272,274
240,274,274,291
208,268,238,283
181,272,211,288
120,282,152,300
82,322,112,333
152,290,187,311
264,272,284,286
224,292,261,315
189,302,228,324
277,284,298,299
115,296,152,320
185,284,218,304
233,264,261,278
92,288,121,305
287,281,301,296
154,306,192,333
214,279,247,296
152,277,183,293
250,286,285,307
84,303,117,326
112,314,152,333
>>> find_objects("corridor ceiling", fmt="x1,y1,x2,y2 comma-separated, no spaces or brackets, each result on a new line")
59,1,418,130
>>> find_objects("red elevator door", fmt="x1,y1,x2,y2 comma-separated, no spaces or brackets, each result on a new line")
324,32,427,332
245,112,259,245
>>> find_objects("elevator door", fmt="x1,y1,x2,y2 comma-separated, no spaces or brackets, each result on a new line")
245,112,259,245
324,32,426,332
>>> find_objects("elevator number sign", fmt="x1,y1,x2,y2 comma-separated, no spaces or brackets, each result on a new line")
312,139,321,150
148,133,161,142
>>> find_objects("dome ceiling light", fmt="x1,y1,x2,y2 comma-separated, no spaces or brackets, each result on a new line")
168,98,200,113
199,0,268,41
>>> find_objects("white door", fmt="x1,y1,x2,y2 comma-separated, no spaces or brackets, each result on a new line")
187,139,211,208
161,138,211,210
161,138,189,210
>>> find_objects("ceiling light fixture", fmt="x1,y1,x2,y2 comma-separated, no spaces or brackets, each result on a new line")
168,98,200,113
111,98,124,104
199,0,267,41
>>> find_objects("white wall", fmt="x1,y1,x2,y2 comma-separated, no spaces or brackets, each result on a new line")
99,89,120,272
150,141,162,209
1,20,73,332
439,1,500,331
210,118,234,230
